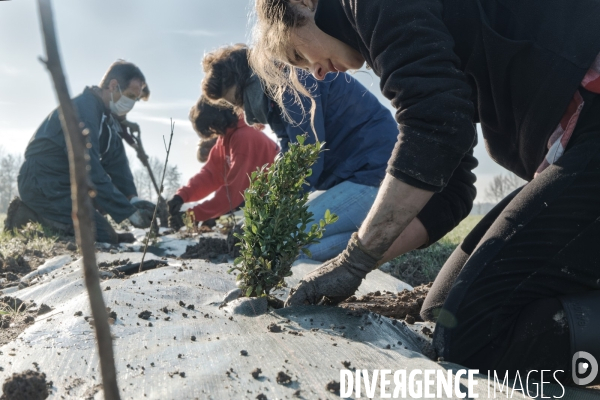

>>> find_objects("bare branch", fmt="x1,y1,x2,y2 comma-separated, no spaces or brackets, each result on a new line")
140,120,175,272
36,1,120,399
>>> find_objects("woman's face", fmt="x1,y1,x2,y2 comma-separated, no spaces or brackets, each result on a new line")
288,18,365,80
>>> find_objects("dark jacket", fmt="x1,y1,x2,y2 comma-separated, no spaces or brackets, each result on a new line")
18,87,137,224
315,0,600,242
267,73,399,191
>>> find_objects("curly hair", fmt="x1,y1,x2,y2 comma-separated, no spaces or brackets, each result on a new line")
202,44,253,108
189,97,240,138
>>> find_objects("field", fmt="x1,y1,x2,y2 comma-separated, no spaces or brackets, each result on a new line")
383,215,482,287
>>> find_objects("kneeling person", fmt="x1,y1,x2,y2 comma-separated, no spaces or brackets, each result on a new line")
167,98,279,229
16,60,154,243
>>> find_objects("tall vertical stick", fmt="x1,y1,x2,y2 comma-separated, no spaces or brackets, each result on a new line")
36,1,120,399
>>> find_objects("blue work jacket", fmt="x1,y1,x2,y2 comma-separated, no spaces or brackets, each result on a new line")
267,73,398,191
18,87,137,224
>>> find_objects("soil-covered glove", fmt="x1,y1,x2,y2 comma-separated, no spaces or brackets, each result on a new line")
130,197,156,214
167,195,184,216
128,209,153,229
285,233,383,307
168,212,185,232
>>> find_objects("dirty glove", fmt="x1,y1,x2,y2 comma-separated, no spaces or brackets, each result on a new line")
130,197,156,214
285,233,383,307
167,195,184,216
168,212,185,232
128,209,153,229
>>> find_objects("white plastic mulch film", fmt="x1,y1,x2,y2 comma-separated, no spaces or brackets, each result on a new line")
1,244,598,399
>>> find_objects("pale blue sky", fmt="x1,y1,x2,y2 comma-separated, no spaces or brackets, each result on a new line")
0,0,505,201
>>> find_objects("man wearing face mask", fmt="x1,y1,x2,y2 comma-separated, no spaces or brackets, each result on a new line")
12,60,154,244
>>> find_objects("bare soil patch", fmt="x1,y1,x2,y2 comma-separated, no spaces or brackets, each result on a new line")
339,283,432,324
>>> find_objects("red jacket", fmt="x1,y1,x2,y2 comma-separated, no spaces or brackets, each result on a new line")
176,118,279,222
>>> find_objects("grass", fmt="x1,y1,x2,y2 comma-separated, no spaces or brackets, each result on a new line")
383,215,483,287
0,222,58,261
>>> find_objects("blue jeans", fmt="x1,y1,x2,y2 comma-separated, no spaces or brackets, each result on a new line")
300,181,379,262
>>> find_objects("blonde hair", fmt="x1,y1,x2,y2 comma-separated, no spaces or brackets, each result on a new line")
249,0,317,134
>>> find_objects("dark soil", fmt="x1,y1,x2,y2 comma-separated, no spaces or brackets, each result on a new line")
181,224,243,261
181,237,230,261
325,380,340,395
0,370,49,400
339,283,432,324
267,323,282,333
251,368,262,380
138,310,152,320
276,371,292,385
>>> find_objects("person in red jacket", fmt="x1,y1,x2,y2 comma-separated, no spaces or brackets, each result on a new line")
167,97,279,230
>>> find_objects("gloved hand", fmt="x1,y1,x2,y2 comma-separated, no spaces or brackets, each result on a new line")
167,195,184,216
168,212,185,232
285,233,383,307
128,209,153,229
130,197,156,214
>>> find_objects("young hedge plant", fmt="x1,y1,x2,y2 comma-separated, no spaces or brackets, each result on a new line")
230,136,338,298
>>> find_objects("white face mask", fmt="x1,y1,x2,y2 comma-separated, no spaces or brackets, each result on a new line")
109,84,136,116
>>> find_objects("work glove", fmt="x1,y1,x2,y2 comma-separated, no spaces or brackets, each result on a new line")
167,195,184,216
128,209,153,229
130,197,156,214
285,233,383,307
168,212,185,232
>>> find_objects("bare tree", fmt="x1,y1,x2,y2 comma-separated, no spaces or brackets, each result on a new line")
0,148,23,213
133,157,181,202
485,173,526,203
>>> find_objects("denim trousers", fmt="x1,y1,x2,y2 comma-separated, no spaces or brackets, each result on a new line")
299,180,379,262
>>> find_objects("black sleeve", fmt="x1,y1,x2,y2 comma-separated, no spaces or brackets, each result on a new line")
347,0,476,191
417,144,478,246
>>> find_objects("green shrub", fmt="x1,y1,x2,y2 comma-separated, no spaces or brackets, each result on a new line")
230,136,338,298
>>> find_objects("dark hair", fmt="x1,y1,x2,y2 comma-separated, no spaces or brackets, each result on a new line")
202,44,252,107
99,60,148,95
189,97,240,138
196,136,219,163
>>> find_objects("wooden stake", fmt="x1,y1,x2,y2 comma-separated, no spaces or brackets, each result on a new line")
36,1,120,399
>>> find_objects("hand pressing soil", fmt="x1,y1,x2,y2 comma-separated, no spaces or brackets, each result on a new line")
1,370,49,400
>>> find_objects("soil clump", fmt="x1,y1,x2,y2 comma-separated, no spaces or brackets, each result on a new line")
0,370,49,400
339,283,432,323
181,237,229,261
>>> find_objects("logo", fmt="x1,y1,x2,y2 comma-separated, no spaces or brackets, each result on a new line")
572,351,598,386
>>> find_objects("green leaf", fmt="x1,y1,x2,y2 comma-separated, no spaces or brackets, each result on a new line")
325,209,331,220
301,248,312,258
246,287,254,297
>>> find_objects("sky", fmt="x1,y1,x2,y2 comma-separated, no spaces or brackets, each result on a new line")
0,0,505,202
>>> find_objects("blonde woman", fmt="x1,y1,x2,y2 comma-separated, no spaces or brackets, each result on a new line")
250,0,600,385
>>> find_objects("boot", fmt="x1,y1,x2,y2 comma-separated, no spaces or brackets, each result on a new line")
560,291,600,386
3,197,42,232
